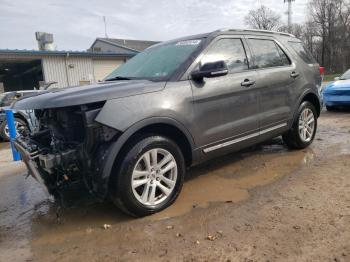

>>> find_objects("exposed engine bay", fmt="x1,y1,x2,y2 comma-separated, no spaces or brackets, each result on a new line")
14,102,119,198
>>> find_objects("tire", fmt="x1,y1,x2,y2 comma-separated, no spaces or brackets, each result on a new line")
326,105,336,111
282,101,317,149
0,118,28,142
109,135,185,217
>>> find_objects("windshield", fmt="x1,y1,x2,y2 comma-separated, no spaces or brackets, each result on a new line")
0,93,15,107
340,69,350,80
105,39,202,81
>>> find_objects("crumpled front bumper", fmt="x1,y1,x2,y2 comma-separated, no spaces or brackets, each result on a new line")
13,139,50,194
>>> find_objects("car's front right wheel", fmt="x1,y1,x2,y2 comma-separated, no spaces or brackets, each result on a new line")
109,135,185,217
283,101,317,149
0,118,28,142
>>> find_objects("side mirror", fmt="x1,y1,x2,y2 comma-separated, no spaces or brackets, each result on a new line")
191,60,228,80
334,77,340,81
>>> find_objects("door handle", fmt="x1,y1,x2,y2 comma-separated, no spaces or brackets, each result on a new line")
290,71,300,78
241,79,255,87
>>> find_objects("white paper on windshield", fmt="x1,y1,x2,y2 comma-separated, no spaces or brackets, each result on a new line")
175,40,201,46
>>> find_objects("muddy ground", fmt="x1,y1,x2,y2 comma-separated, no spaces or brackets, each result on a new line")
0,110,349,262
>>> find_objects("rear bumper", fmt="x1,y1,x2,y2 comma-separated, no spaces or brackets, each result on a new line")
323,94,350,106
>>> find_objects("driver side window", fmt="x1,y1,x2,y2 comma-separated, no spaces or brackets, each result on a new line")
201,38,249,73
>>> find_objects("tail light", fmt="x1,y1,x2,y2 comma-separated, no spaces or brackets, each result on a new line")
319,66,325,75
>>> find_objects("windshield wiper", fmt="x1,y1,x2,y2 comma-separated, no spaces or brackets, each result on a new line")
105,76,133,81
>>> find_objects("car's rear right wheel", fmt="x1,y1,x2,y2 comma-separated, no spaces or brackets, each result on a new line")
283,101,317,149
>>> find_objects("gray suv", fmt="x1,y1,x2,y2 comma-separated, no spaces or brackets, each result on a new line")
13,29,322,217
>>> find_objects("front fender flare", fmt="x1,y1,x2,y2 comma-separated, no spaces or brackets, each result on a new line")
95,116,195,198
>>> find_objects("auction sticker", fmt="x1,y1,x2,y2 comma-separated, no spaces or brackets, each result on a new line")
176,40,201,46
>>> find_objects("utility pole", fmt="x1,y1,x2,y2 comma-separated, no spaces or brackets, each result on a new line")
103,16,108,38
284,0,295,32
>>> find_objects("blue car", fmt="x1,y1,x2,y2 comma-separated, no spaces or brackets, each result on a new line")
323,69,350,111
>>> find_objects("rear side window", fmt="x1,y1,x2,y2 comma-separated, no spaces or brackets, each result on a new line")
288,42,316,64
201,38,249,73
0,93,16,106
247,39,291,69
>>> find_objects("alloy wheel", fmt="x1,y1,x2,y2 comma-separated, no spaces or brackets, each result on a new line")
131,148,178,206
4,120,26,139
298,108,315,143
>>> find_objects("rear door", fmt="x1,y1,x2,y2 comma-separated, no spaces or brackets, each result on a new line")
245,36,296,131
189,36,259,152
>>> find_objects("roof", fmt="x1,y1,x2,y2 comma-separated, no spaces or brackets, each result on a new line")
0,49,135,57
218,28,296,37
91,38,160,52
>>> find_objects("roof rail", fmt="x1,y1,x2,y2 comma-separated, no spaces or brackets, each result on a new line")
218,28,295,38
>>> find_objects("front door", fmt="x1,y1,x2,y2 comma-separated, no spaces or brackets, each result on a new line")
189,36,259,153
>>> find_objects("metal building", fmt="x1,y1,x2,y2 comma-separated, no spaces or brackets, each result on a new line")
0,49,135,92
89,38,159,53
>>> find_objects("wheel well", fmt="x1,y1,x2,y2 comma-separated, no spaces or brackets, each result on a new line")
13,113,28,124
118,123,193,168
301,93,321,117
134,123,192,167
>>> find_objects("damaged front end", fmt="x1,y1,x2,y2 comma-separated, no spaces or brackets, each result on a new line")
13,102,119,198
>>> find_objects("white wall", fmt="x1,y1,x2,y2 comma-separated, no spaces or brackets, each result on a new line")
42,56,125,87
93,59,123,81
42,56,94,88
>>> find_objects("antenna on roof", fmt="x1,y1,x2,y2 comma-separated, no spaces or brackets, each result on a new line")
103,16,108,38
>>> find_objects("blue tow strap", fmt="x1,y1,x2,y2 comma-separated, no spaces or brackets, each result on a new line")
5,109,21,161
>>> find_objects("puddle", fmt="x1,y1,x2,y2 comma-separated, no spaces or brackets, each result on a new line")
150,140,314,220
0,169,50,262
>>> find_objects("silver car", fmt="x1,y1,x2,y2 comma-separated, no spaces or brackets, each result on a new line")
0,90,39,141
13,29,322,217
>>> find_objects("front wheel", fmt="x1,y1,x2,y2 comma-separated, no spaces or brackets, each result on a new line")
110,135,185,217
0,118,28,142
283,101,317,149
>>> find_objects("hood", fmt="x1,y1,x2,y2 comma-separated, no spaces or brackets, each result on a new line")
324,79,350,92
12,80,165,110
0,105,11,112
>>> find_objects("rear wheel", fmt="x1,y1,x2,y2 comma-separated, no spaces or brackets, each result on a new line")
283,101,317,149
110,135,185,217
326,105,337,111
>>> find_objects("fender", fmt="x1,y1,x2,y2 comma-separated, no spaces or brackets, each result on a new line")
94,116,195,198
13,110,37,132
289,88,321,128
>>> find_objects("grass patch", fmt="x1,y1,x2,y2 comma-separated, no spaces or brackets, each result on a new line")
323,74,341,82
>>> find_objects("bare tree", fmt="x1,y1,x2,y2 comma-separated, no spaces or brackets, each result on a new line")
307,0,350,72
278,23,304,38
244,5,282,31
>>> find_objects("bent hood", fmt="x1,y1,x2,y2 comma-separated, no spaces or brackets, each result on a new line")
12,80,165,110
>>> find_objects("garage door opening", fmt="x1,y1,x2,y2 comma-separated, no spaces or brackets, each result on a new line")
0,59,43,92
